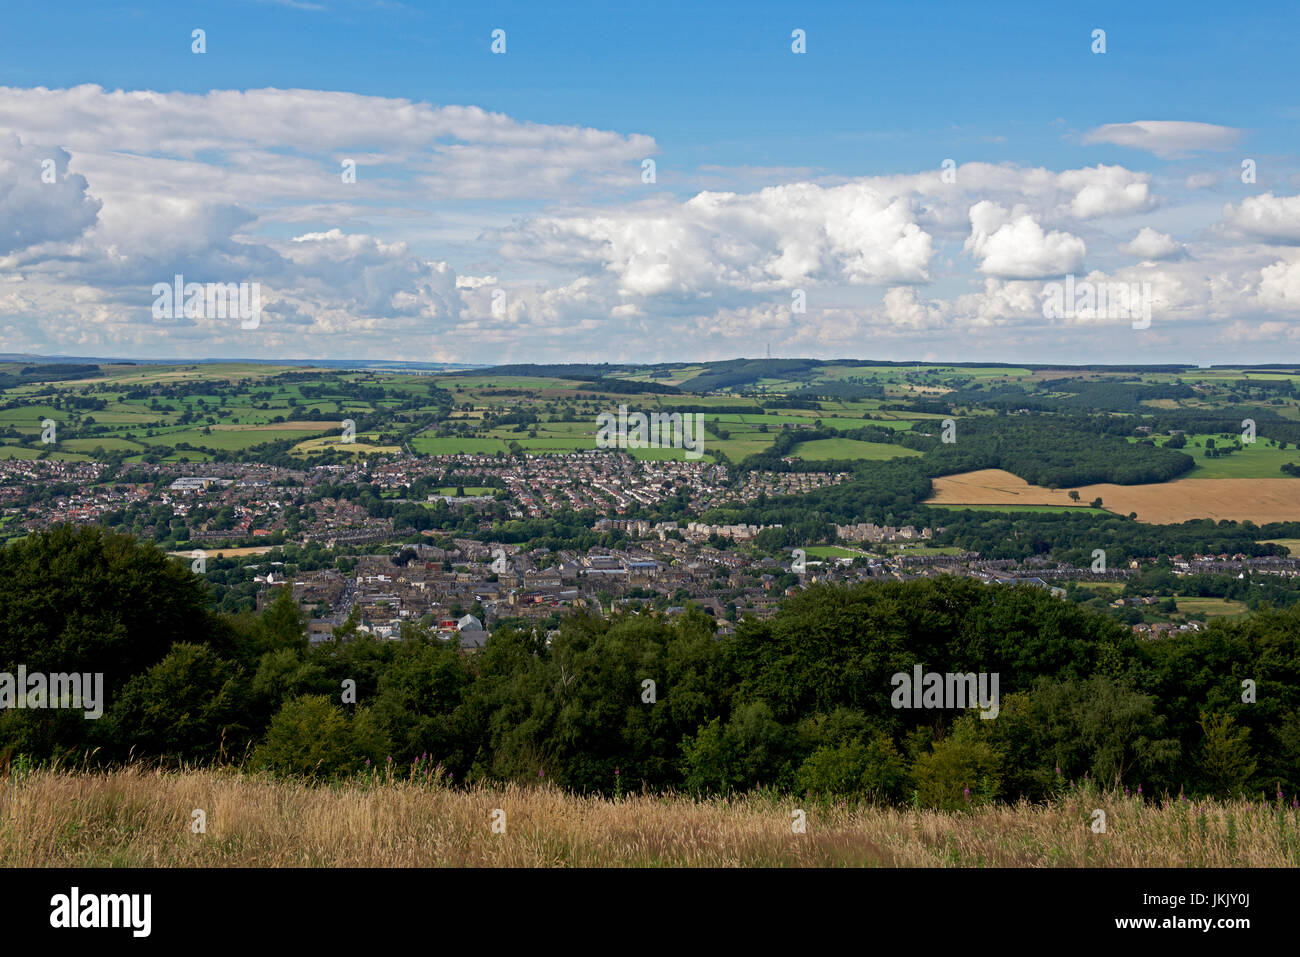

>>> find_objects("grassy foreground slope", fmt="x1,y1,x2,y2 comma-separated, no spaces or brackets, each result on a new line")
3,766,1297,867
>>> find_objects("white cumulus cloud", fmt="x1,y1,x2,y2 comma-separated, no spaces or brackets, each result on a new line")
964,201,1086,279
1221,193,1300,244
1119,227,1185,261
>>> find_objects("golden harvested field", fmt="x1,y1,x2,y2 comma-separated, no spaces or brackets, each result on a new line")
928,469,1075,506
2,766,1296,867
167,547,274,558
927,469,1300,524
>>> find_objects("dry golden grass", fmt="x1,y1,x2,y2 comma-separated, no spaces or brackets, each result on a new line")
2,766,1297,867
927,468,1300,524
1075,478,1300,524
928,469,1074,507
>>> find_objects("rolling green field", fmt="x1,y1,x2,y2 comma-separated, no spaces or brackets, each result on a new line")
791,438,922,461
1169,596,1250,618
887,544,965,555
410,436,509,455
0,362,389,463
1135,433,1300,479
0,445,91,461
803,545,865,558
59,437,148,452
1075,581,1126,593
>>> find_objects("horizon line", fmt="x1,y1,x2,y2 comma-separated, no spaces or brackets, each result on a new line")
5,354,1298,372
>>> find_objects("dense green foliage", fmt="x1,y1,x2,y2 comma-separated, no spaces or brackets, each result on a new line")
921,417,1196,487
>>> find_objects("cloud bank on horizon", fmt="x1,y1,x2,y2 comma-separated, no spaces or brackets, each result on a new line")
0,1,1297,365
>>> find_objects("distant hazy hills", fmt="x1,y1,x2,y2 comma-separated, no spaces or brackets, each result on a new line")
0,354,482,373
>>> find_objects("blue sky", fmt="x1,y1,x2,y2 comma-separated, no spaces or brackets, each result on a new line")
1,0,1298,364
